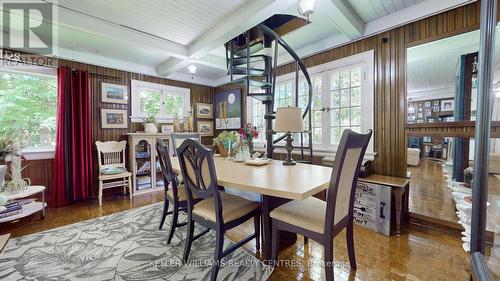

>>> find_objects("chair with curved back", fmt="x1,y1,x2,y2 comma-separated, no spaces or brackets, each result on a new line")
177,139,261,281
156,138,201,244
171,133,201,156
270,129,372,280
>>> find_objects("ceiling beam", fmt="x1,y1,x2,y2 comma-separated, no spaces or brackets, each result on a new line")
323,0,364,39
157,0,297,76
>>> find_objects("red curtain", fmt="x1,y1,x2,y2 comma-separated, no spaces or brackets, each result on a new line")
50,66,93,207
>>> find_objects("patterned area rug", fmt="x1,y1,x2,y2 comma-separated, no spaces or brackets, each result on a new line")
0,203,273,280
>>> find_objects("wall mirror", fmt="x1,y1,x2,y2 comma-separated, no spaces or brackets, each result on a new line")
407,26,500,125
406,27,500,254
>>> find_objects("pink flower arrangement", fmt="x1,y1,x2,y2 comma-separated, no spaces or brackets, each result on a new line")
239,123,259,141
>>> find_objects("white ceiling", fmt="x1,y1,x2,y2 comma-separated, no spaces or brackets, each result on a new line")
407,26,500,100
1,0,476,86
348,0,426,23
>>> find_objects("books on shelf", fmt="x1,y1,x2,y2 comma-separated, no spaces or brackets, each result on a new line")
137,161,151,174
136,151,150,158
0,209,22,218
0,201,23,218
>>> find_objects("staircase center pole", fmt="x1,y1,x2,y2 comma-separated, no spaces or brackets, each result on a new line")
264,33,274,158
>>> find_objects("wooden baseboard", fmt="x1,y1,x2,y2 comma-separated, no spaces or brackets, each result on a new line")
409,212,494,244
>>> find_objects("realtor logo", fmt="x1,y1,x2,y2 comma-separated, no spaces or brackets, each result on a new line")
1,1,53,54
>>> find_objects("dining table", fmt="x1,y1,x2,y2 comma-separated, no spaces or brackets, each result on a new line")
170,155,333,260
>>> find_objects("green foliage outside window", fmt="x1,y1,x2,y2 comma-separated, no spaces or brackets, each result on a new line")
0,72,57,146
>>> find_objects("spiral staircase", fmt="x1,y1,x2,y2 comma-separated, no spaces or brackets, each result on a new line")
225,15,313,162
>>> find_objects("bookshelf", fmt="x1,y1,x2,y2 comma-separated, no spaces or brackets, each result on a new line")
126,133,173,195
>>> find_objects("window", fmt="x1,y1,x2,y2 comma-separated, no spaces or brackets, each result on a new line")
0,66,57,148
131,80,190,122
329,66,362,144
247,50,374,154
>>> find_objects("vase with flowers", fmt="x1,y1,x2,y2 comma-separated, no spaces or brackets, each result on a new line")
239,124,259,155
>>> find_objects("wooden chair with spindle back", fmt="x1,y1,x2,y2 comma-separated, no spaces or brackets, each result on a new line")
95,141,132,206
270,129,372,280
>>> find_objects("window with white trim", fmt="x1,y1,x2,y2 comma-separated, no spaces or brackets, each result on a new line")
247,50,374,154
131,80,190,122
0,65,57,148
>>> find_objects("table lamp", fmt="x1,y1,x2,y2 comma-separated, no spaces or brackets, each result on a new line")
274,106,303,166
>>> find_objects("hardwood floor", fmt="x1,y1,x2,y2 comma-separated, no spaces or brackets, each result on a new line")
408,159,500,232
1,189,493,281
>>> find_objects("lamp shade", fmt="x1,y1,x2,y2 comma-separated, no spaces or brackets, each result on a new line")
274,106,303,133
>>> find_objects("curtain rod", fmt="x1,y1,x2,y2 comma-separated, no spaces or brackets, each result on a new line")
1,58,122,80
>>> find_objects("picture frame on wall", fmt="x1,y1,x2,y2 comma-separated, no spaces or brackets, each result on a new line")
197,121,214,136
417,112,423,119
196,103,213,119
424,109,432,117
441,99,455,111
215,89,242,130
408,107,415,114
161,124,175,133
100,108,128,129
418,107,423,112
433,100,440,106
424,101,431,108
433,105,440,112
101,82,128,104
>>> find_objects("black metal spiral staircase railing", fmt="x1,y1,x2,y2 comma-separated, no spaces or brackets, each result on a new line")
225,17,313,162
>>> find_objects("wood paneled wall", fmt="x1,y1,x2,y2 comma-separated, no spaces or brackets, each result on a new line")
18,58,214,197
58,60,214,144
217,1,483,178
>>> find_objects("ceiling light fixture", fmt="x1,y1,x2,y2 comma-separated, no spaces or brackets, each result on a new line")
188,64,197,79
298,0,316,21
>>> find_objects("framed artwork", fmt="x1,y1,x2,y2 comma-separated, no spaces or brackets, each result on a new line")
196,103,213,119
215,89,242,130
441,99,455,111
408,107,415,114
407,115,416,122
424,101,431,108
424,109,432,117
423,136,432,143
101,109,128,129
197,121,214,136
433,105,440,112
101,82,128,104
417,112,423,119
161,124,174,133
433,100,440,106
427,117,436,123
418,107,423,112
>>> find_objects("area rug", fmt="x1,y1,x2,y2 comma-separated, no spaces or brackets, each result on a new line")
0,203,273,281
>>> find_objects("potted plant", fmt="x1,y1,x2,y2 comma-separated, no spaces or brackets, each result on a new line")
0,139,13,164
213,131,238,157
239,124,259,154
0,139,13,191
143,112,158,133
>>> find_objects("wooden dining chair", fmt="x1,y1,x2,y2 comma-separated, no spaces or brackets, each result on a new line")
95,141,132,206
270,129,372,280
177,139,261,281
156,138,201,244
171,133,201,156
